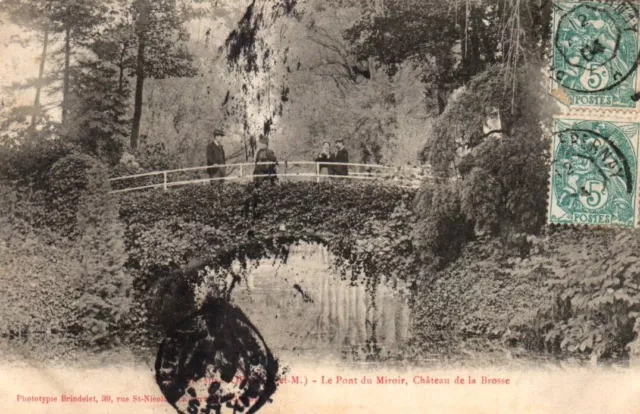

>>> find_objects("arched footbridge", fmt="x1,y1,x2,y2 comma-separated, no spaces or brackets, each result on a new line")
109,161,439,193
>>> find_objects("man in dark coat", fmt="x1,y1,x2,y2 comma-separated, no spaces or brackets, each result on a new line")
245,136,277,218
331,139,349,176
253,135,277,185
206,128,226,184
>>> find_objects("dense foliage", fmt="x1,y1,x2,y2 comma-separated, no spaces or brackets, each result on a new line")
412,181,474,270
117,182,418,334
0,165,132,355
45,152,105,236
0,0,197,166
411,64,552,271
3,0,640,369
410,226,640,364
346,0,551,115
0,182,79,351
71,167,132,345
410,236,554,360
5,169,640,365
540,230,640,361
0,135,74,187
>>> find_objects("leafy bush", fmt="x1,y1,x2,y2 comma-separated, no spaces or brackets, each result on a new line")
412,181,475,270
0,183,79,347
458,132,549,237
0,236,82,351
0,135,74,188
134,139,181,172
542,229,640,361
1,162,132,351
69,167,132,346
45,152,105,236
109,141,183,193
414,66,551,266
491,229,640,362
123,219,219,333
412,226,640,363
410,236,554,359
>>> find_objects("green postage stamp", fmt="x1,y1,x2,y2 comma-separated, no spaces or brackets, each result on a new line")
551,1,640,109
549,117,639,227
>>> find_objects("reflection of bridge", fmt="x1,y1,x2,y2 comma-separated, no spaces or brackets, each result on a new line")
109,161,434,193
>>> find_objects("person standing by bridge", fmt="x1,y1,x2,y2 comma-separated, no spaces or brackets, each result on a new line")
331,139,349,177
253,135,277,185
206,128,226,185
314,141,332,180
246,135,277,219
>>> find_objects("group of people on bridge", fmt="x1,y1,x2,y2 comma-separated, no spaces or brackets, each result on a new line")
206,129,350,185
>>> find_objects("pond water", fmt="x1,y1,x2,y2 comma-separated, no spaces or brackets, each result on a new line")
205,242,412,364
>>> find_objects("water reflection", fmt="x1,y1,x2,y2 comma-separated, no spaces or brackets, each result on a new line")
224,243,412,363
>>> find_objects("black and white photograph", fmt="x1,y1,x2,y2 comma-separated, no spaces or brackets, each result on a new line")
1,0,640,413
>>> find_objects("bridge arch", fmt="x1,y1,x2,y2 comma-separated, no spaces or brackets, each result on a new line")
152,234,412,361
119,181,421,357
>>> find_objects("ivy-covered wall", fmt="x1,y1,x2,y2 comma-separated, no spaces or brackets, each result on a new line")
118,181,417,274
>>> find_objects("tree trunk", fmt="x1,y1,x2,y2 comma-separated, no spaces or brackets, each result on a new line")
31,25,49,131
62,26,71,125
118,43,128,95
131,31,145,150
432,56,447,115
464,8,483,80
131,0,149,150
436,84,446,115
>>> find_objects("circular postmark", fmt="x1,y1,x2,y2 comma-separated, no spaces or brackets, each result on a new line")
155,298,279,414
553,2,639,94
553,120,636,226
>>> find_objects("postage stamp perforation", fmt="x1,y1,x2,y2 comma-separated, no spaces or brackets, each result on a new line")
561,106,640,119
546,123,558,229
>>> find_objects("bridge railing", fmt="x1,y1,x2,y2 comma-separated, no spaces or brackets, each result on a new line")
108,161,434,194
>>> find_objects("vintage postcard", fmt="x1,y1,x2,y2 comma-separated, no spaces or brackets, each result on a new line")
2,0,640,413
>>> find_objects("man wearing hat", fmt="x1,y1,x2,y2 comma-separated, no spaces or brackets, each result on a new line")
206,128,226,184
253,135,277,185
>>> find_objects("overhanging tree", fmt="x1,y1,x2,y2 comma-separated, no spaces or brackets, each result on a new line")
345,0,551,116
129,0,197,150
